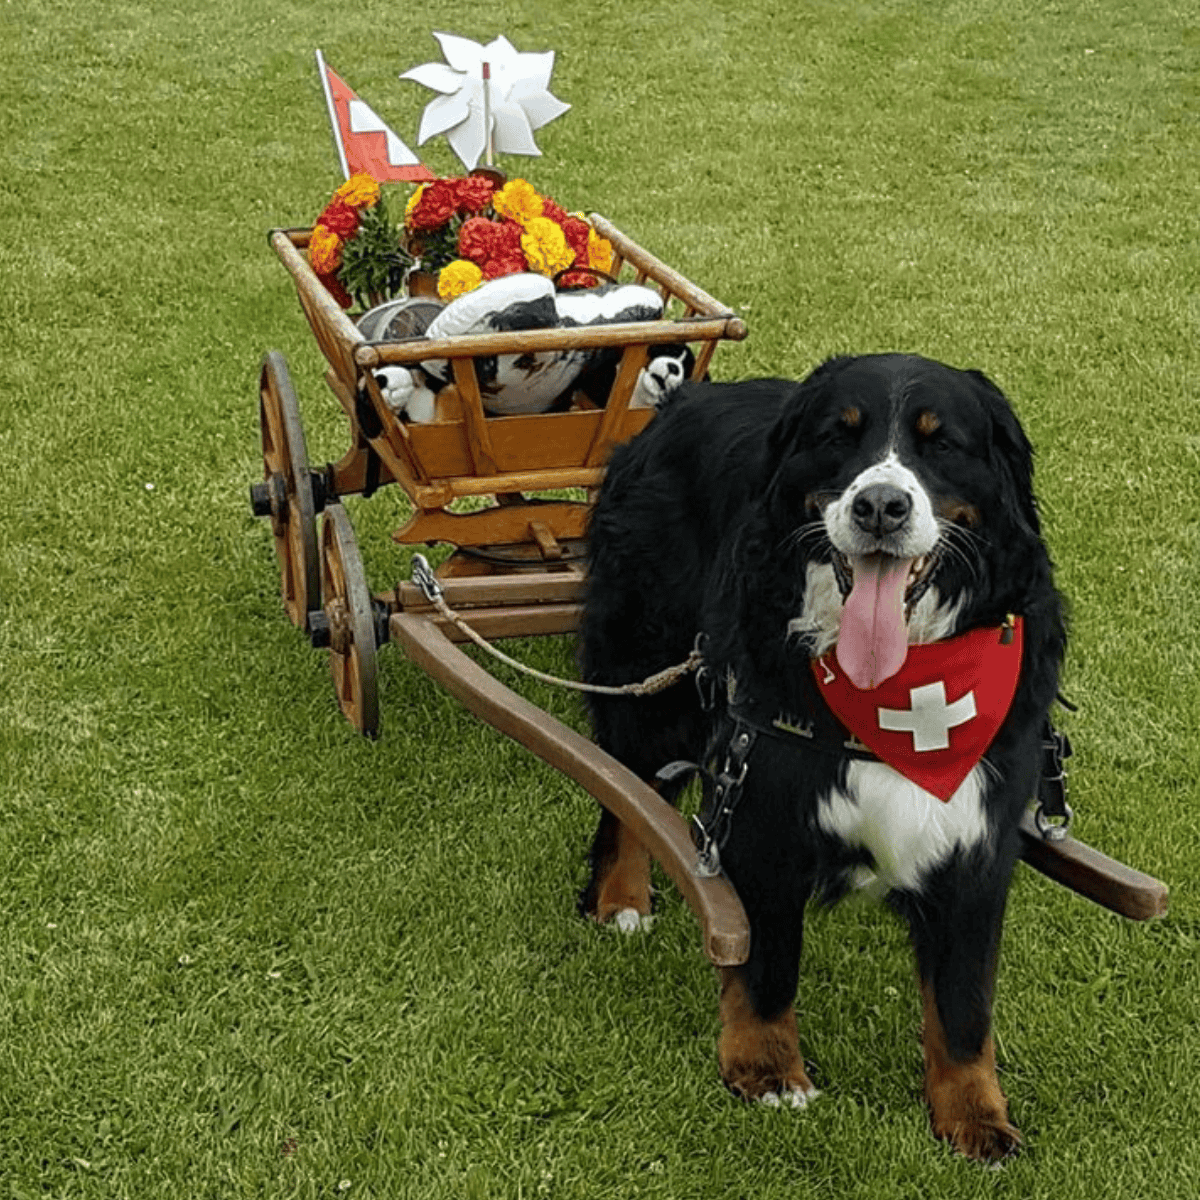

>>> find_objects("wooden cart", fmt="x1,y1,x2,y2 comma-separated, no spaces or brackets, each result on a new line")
251,217,1166,968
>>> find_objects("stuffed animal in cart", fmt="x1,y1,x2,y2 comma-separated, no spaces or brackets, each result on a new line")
362,275,693,423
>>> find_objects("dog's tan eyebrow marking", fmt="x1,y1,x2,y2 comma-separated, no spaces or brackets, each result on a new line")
916,410,941,437
840,406,862,427
936,496,980,527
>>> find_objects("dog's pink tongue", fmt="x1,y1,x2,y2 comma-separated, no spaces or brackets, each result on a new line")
836,554,914,690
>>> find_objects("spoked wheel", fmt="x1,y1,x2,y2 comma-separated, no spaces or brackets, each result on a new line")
250,350,322,629
318,503,382,738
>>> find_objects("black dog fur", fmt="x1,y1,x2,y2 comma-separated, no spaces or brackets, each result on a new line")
579,354,1065,1159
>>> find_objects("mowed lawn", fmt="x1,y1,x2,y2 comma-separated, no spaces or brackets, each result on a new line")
2,1,1197,1196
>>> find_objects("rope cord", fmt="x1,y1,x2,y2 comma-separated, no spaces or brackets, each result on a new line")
412,556,701,697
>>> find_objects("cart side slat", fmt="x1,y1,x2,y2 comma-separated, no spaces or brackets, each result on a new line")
271,229,365,393
449,357,501,477
325,368,430,491
391,499,592,549
586,342,650,468
397,572,585,612
589,213,746,331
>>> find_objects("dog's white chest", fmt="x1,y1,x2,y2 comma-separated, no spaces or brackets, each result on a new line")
817,761,991,892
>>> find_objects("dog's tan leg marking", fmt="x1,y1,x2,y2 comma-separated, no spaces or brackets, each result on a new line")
717,969,816,1103
591,819,652,924
921,982,1021,1160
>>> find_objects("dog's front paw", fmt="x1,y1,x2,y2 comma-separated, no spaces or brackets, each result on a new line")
718,970,817,1107
930,1106,1021,1162
721,1049,818,1109
922,987,1020,1161
755,1081,821,1109
611,907,655,934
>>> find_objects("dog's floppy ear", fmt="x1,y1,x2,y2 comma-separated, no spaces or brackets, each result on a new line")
765,356,853,476
968,369,1042,539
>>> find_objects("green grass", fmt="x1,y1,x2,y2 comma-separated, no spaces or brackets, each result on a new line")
2,0,1198,1195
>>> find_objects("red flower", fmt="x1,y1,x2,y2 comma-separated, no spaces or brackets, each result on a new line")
460,218,524,266
561,216,592,260
558,217,598,287
493,219,524,253
408,179,459,231
458,216,503,263
318,197,361,239
540,198,570,225
482,250,529,280
451,174,497,213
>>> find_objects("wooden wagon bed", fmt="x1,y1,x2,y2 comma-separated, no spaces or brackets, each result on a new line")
270,214,747,554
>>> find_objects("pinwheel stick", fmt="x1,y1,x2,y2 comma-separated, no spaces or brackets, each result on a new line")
482,62,494,167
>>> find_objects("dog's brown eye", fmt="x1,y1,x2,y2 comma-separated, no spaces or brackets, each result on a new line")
821,411,864,447
919,420,959,456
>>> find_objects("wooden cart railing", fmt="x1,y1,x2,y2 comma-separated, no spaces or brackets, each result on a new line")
269,215,748,551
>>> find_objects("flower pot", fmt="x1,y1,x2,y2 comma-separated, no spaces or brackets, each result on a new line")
406,269,439,298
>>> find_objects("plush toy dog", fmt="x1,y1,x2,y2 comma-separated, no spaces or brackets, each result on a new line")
362,275,692,422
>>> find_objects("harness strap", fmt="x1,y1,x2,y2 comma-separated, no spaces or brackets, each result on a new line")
658,720,758,879
1034,721,1073,839
666,700,1076,880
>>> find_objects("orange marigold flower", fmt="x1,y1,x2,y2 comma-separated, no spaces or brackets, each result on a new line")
308,224,343,275
334,172,381,209
492,178,544,227
437,259,485,300
587,227,615,275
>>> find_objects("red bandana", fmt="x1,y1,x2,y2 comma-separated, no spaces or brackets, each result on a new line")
811,619,1023,801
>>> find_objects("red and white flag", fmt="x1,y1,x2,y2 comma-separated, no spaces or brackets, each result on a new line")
316,51,435,183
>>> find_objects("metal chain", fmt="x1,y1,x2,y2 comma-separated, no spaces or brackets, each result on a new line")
409,554,702,697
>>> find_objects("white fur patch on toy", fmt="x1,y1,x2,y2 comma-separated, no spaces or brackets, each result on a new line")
373,366,437,424
631,347,693,409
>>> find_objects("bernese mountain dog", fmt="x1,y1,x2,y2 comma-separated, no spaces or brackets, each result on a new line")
579,354,1065,1160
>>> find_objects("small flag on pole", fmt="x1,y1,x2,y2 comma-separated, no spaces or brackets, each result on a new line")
316,50,435,183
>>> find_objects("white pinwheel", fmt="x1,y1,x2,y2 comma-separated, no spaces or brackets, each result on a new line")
401,32,570,171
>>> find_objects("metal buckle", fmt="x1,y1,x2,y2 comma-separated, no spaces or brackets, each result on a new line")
692,815,722,877
1034,799,1073,842
411,553,443,604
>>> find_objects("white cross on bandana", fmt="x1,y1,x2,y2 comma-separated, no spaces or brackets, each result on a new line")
878,681,977,751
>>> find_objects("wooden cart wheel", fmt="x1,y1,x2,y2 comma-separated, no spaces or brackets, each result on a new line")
251,350,321,629
319,503,380,738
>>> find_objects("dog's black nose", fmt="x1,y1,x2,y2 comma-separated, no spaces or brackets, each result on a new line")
851,484,912,536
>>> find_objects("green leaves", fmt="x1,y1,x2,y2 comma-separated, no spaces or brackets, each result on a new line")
336,194,414,309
